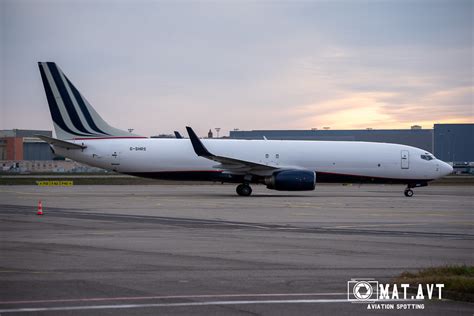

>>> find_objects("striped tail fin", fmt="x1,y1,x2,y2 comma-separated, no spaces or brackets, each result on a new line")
38,62,142,140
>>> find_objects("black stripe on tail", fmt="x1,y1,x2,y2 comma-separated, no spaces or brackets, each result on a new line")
64,76,110,136
38,63,90,137
47,63,95,135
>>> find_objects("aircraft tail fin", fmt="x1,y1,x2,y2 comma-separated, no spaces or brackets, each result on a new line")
38,62,142,140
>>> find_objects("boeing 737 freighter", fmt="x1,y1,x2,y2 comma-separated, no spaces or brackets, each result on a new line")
37,62,453,196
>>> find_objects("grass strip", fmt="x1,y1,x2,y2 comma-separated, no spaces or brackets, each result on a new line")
393,265,474,302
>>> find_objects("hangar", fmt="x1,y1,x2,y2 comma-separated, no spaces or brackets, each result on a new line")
229,123,474,163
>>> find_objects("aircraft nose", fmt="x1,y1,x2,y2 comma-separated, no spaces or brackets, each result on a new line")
440,162,453,176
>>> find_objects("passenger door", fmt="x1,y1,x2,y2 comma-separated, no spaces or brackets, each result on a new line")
401,150,409,169
111,151,121,171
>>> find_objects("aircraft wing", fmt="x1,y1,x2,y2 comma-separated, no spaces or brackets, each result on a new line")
185,126,277,173
35,135,86,150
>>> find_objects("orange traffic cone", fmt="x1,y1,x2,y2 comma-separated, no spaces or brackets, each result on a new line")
37,200,43,216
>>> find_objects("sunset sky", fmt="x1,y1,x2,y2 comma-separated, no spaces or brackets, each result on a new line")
1,0,472,137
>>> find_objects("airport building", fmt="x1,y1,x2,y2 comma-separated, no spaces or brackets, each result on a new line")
0,129,104,173
0,129,54,161
433,124,474,162
230,123,474,163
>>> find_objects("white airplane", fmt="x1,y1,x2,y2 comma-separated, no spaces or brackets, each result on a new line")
37,62,453,197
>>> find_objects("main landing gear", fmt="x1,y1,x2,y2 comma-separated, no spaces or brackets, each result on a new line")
236,183,252,196
404,188,414,197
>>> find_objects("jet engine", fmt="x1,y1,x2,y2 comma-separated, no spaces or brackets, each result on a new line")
265,170,316,191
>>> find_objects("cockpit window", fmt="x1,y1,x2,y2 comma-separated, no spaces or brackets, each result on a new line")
421,154,434,161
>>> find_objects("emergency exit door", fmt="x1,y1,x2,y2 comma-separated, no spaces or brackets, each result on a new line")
401,150,409,169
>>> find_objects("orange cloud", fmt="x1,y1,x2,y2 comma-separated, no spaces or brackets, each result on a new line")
291,88,473,130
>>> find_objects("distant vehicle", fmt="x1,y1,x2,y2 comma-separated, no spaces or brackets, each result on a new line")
37,62,453,197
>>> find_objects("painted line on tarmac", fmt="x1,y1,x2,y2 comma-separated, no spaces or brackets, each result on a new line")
0,299,352,313
0,189,43,196
0,292,346,304
99,214,271,229
324,223,426,229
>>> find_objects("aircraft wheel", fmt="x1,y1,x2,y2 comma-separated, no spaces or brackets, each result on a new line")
404,189,414,197
236,184,252,196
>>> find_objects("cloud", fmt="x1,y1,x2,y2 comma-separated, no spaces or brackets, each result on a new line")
291,86,473,130
383,86,474,123
0,0,472,136
291,92,397,129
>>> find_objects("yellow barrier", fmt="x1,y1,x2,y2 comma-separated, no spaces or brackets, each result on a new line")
36,181,74,186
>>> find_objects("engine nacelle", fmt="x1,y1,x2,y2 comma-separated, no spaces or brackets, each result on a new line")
265,170,316,191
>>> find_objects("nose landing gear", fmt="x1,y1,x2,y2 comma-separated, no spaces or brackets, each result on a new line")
404,182,428,197
236,183,252,196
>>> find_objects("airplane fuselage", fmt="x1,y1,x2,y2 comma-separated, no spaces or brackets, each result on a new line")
54,137,452,185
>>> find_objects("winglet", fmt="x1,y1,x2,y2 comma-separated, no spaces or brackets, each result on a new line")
186,126,213,157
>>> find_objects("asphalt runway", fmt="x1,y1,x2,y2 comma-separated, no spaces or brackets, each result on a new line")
0,184,473,315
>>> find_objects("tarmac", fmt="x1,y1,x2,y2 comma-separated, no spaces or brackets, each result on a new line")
0,184,473,315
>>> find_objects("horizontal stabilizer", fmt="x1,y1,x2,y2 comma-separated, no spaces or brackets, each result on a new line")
35,135,86,150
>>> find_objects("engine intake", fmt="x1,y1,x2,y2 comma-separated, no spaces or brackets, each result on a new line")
265,170,316,191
